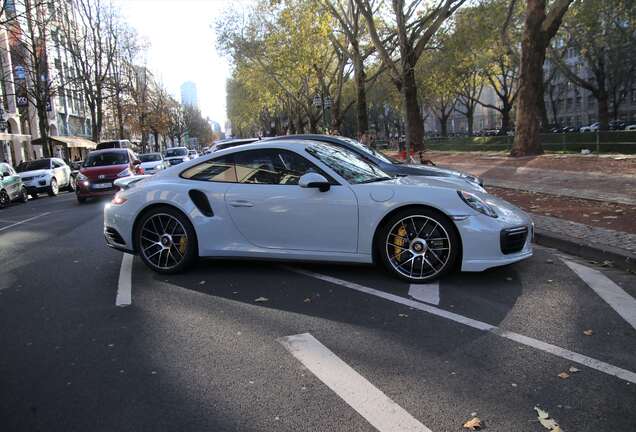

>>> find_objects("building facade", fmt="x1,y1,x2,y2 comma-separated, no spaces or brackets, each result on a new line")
180,81,198,108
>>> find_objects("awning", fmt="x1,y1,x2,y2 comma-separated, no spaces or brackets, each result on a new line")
31,135,97,149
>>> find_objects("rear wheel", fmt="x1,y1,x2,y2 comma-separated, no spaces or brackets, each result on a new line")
48,178,58,196
0,190,9,208
136,206,198,274
376,207,459,282
19,186,28,203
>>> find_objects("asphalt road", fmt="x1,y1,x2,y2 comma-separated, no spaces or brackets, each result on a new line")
1,193,635,432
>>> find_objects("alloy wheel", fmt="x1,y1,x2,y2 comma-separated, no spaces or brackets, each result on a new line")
385,215,452,280
0,190,9,208
139,213,189,271
50,179,58,195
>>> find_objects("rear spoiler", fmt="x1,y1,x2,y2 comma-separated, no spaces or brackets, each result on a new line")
114,175,151,190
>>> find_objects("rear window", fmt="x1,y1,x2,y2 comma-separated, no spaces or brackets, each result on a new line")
83,152,129,167
165,148,188,157
139,153,162,162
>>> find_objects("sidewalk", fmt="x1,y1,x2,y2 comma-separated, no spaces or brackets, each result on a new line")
407,151,636,271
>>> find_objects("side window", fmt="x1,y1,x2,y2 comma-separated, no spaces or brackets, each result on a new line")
52,160,62,168
181,155,237,183
234,149,327,185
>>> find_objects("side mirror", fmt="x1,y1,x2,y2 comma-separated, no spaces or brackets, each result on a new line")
132,159,141,166
299,172,330,192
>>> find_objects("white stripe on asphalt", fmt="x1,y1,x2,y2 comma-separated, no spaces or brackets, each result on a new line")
408,282,440,305
0,212,51,233
288,268,636,384
279,333,432,432
116,253,133,307
563,259,636,330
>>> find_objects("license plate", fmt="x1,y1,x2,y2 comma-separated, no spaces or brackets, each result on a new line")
93,182,112,189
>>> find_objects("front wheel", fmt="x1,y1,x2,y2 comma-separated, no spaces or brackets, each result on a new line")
376,207,459,283
136,206,198,274
67,176,76,191
48,178,58,196
19,186,28,203
0,190,9,208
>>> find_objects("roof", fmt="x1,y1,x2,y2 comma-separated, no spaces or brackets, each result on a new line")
31,135,97,149
86,148,130,155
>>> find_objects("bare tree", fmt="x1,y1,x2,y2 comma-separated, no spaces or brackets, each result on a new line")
356,0,467,154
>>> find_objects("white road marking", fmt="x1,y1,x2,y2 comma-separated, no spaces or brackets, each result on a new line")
563,259,636,330
279,333,432,432
0,212,51,233
116,253,133,307
287,268,636,384
408,282,440,305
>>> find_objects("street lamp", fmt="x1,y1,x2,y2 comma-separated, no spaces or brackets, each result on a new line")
313,92,332,132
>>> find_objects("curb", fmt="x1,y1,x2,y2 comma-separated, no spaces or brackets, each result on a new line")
534,229,636,273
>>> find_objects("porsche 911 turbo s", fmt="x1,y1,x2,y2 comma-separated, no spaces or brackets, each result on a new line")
104,140,532,282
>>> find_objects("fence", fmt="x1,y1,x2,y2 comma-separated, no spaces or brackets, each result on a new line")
375,131,636,154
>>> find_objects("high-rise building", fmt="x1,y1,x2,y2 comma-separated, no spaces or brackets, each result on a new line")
180,81,198,108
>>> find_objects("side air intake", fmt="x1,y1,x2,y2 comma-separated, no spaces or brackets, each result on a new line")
188,189,214,217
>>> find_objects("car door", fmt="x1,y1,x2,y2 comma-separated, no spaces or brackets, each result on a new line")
223,148,359,253
51,159,67,186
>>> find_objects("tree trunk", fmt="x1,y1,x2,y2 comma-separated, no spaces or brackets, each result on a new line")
597,92,610,131
466,107,474,136
37,104,51,157
511,0,546,156
439,115,449,138
353,51,368,135
115,90,124,139
401,56,424,153
153,131,160,152
500,105,513,136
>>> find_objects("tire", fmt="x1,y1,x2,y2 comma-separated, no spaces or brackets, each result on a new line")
19,186,28,203
0,190,9,208
77,196,87,204
375,207,459,283
67,176,76,192
135,206,198,274
30,191,38,199
48,178,58,196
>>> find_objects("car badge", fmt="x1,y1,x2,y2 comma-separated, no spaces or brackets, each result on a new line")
98,174,105,179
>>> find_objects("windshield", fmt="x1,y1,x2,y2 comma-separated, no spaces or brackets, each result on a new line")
339,137,400,164
83,152,129,167
139,153,161,162
166,148,188,157
306,142,392,184
16,159,51,172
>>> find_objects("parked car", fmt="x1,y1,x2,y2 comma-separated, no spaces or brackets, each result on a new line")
579,122,599,133
0,162,28,208
164,147,191,166
609,120,626,131
625,123,636,131
138,152,167,175
263,134,484,188
104,140,532,282
16,157,74,198
76,149,143,203
188,150,199,159
96,139,133,151
209,138,259,153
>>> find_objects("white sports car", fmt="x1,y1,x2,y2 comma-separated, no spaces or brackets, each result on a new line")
104,140,533,282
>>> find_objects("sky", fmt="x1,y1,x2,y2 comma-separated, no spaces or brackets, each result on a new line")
113,0,241,129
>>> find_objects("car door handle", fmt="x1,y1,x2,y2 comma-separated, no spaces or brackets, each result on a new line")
229,200,254,208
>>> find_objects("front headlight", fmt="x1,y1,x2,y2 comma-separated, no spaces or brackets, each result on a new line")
457,190,498,218
77,173,87,181
36,174,47,179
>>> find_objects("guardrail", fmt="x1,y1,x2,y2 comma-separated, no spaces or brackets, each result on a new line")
373,131,636,154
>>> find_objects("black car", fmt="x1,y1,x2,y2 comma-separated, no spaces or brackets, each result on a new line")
261,135,484,187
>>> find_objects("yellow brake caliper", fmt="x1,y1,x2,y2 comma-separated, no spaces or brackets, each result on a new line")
394,226,407,262
179,236,188,255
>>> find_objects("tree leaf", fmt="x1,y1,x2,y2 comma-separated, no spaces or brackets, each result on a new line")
463,417,482,430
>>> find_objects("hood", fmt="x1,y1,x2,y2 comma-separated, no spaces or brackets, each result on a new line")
395,169,485,192
19,169,49,178
404,164,482,185
80,164,129,180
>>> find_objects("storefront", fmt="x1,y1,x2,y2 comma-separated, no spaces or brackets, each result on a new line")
30,136,97,164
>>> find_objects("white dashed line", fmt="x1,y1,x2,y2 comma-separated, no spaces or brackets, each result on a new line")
279,333,432,432
563,259,636,330
408,282,440,305
288,267,636,384
0,212,51,233
116,253,133,307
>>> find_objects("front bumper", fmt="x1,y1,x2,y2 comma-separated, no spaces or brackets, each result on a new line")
22,177,50,192
76,179,117,197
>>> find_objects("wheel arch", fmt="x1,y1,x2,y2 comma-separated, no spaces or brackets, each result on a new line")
371,204,463,269
131,202,199,254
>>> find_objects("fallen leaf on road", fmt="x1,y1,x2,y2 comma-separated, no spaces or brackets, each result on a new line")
558,372,570,379
583,329,594,336
546,259,554,263
534,406,562,431
534,407,549,419
199,281,206,285
463,417,482,430
506,277,513,281
568,367,580,373
398,313,408,318
254,297,269,303
303,298,311,303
